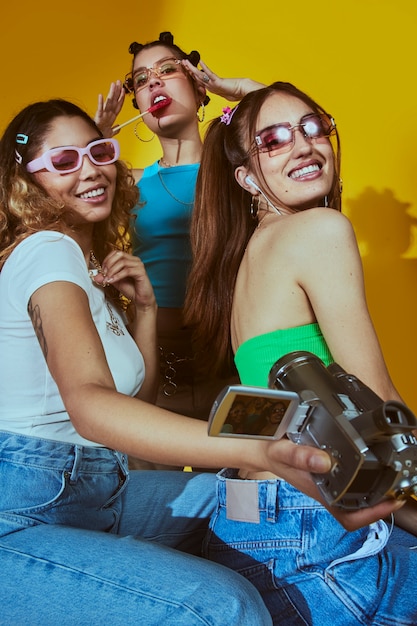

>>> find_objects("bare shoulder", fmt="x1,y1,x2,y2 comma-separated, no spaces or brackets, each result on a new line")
281,208,354,249
258,209,358,282
268,206,349,230
293,207,352,232
253,208,355,265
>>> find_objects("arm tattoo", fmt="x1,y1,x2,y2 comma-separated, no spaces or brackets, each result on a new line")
28,297,48,359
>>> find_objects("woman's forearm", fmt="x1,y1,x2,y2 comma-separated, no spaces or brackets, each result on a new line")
64,382,406,531
65,382,319,471
128,303,159,402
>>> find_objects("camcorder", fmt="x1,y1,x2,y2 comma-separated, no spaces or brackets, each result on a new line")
208,350,417,509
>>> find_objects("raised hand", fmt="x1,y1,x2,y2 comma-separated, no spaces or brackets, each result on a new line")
93,250,156,311
182,59,265,102
95,81,126,138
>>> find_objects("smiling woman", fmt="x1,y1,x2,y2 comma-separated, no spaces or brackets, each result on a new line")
184,81,417,624
26,117,119,231
0,97,277,625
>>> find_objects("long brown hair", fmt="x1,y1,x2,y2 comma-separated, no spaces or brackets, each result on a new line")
184,82,341,376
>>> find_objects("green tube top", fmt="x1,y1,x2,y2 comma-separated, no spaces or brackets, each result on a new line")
234,323,333,388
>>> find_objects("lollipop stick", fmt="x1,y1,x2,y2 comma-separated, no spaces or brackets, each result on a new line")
112,110,150,132
112,98,172,132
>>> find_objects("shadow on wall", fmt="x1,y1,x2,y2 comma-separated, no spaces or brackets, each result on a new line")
345,187,417,406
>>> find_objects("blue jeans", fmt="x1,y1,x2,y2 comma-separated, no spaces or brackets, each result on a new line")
0,432,272,625
204,469,417,626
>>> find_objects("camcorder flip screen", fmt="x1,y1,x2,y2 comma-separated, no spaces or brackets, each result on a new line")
208,385,300,439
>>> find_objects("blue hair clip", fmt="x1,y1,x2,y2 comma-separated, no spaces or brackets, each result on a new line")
16,133,29,144
15,133,29,164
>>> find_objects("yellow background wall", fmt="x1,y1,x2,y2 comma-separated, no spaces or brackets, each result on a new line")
1,0,416,407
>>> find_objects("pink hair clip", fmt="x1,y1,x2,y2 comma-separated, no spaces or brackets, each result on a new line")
220,105,238,125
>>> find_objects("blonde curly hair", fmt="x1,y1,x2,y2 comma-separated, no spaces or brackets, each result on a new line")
0,99,139,309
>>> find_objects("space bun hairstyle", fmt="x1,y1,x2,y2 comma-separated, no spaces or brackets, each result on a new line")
126,31,210,108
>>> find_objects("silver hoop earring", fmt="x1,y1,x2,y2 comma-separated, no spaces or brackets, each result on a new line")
197,103,205,123
134,119,155,142
324,195,329,207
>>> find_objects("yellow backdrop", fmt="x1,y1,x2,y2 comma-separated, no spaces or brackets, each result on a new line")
1,0,416,407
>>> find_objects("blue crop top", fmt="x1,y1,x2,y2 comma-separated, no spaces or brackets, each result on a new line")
131,161,199,308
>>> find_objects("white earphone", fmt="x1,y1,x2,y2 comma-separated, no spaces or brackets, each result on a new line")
245,175,260,191
244,175,282,216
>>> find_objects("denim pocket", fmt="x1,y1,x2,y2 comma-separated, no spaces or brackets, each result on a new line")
0,459,67,534
1,460,66,513
0,448,126,534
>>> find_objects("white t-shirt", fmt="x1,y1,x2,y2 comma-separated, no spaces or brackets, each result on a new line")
0,231,145,446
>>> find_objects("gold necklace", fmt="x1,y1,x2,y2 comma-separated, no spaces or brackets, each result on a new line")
159,157,174,168
157,167,194,207
89,250,102,273
89,250,124,336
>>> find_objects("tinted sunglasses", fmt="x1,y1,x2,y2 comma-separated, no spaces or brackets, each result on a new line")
124,57,184,94
253,113,336,156
26,138,120,174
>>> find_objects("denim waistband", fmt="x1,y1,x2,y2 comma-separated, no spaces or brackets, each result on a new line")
216,468,324,523
0,430,127,474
